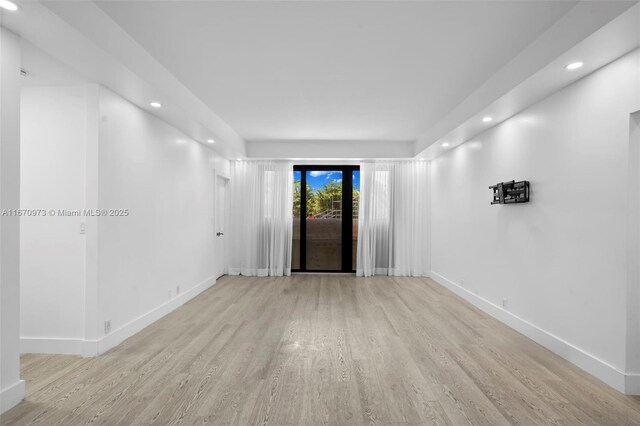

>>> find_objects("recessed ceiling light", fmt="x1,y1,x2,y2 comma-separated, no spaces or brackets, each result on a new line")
150,101,162,108
236,158,242,161
207,139,215,144
0,0,19,11
482,116,493,123
441,142,450,147
566,62,584,70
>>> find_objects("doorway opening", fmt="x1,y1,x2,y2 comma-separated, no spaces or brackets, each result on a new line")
215,173,230,279
292,165,360,272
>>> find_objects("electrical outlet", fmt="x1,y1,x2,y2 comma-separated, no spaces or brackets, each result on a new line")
104,320,111,334
502,298,508,309
80,222,86,235
176,285,181,295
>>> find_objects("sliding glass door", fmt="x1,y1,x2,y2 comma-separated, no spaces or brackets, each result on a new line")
292,165,360,272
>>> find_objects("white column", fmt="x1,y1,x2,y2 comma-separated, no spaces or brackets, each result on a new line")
0,27,25,414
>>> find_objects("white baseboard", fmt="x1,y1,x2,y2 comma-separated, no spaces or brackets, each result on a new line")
21,275,217,357
430,271,636,395
0,380,25,414
93,275,216,355
21,337,85,355
228,268,290,277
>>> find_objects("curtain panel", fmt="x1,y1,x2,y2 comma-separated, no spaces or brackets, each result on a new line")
229,161,293,276
356,161,430,277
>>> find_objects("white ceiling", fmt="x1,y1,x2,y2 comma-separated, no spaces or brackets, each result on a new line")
95,0,576,144
2,1,637,159
420,2,640,159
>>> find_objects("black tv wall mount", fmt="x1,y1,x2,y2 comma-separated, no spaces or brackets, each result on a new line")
489,180,530,205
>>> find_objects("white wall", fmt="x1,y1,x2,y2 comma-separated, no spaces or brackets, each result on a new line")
0,27,25,414
430,49,640,392
96,87,228,351
20,86,89,345
16,83,229,357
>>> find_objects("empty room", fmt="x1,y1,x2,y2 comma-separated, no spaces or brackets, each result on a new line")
1,0,640,424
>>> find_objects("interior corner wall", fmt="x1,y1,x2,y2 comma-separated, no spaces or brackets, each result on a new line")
430,48,640,393
95,86,228,353
0,27,25,414
19,86,90,354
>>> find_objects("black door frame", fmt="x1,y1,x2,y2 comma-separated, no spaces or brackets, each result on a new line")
293,165,359,273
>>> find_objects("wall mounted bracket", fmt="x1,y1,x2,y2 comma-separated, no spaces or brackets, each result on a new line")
490,180,530,204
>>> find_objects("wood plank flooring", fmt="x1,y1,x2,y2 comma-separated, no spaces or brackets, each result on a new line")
3,275,640,425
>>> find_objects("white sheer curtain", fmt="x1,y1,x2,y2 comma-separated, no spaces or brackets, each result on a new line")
356,161,430,277
229,160,293,276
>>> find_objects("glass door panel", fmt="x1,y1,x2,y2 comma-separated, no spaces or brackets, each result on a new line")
352,170,360,271
292,170,301,270
292,165,359,272
305,170,342,270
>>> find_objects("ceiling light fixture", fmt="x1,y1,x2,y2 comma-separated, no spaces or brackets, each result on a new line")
566,62,584,70
150,101,162,108
0,0,19,11
207,139,215,144
482,116,493,123
441,142,450,147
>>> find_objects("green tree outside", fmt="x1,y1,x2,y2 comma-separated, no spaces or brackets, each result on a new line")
293,180,314,217
293,180,360,218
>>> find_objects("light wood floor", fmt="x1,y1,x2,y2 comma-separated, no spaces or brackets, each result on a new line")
3,275,640,425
